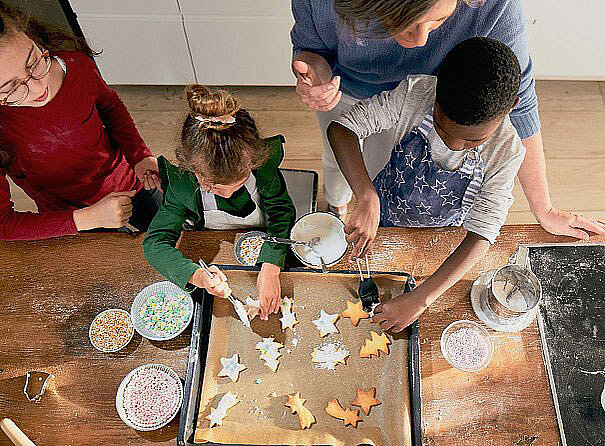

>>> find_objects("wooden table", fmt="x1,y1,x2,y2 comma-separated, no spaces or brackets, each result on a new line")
1,226,602,445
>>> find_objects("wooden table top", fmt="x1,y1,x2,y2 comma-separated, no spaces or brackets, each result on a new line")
1,225,602,445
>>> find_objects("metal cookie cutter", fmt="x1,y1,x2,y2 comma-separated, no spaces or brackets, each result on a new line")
23,371,54,402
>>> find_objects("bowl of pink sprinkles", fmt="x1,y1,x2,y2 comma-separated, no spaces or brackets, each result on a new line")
116,364,183,431
440,320,494,372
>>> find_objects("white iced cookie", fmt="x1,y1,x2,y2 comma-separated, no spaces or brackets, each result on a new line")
601,383,605,412
312,310,339,337
311,342,350,370
255,337,283,372
218,353,247,382
207,391,239,427
279,297,298,331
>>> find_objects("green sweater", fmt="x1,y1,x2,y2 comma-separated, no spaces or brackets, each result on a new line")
143,135,296,291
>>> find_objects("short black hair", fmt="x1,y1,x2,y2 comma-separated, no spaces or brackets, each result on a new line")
436,37,521,126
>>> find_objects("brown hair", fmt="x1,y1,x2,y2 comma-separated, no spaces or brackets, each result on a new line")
0,1,99,169
176,85,269,185
334,0,485,38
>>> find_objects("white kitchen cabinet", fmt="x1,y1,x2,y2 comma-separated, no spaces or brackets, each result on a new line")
181,1,295,86
525,0,605,79
70,0,195,84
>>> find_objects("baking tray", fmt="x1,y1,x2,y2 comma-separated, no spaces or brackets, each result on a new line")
177,266,422,446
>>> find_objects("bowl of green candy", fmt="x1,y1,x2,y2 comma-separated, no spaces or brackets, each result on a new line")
131,281,194,341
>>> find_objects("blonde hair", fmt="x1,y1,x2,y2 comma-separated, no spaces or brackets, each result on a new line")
176,85,269,184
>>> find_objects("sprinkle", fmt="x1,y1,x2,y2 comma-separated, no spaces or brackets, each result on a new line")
90,310,133,352
138,290,191,337
122,367,181,429
444,327,489,369
239,236,264,266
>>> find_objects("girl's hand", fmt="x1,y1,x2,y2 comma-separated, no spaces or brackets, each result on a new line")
345,191,381,260
189,266,232,299
372,289,428,333
73,190,137,230
134,156,162,191
536,207,605,240
257,263,282,320
292,59,342,112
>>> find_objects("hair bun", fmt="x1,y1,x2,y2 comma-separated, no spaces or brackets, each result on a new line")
186,84,239,119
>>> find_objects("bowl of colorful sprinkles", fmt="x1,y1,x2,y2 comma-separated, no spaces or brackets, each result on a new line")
89,309,135,353
116,363,183,431
131,281,194,341
234,230,266,266
440,320,494,372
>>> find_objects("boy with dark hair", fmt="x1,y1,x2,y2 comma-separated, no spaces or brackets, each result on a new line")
327,37,524,331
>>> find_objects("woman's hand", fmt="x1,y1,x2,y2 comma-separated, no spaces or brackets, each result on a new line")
73,190,137,230
345,191,381,260
189,266,232,298
134,156,162,191
257,263,282,320
536,207,605,240
372,289,428,333
292,56,341,112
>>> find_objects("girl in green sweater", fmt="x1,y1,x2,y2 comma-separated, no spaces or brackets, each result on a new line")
144,85,296,320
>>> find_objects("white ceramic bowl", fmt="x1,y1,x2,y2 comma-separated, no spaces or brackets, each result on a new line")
131,281,194,341
289,211,348,268
89,309,135,353
115,363,183,431
440,320,494,372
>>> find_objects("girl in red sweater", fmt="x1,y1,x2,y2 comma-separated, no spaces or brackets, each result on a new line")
0,2,161,240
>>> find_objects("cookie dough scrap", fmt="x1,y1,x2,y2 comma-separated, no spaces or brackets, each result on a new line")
352,387,381,415
325,398,362,427
359,331,391,358
206,391,240,427
285,392,316,429
279,297,299,331
255,337,283,372
217,353,247,382
312,310,340,337
340,300,370,326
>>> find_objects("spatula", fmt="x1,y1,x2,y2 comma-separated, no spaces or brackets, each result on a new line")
356,255,379,312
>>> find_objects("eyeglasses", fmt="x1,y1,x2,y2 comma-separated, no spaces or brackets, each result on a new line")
0,47,52,106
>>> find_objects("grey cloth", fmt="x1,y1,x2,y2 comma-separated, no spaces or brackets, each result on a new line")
334,75,526,243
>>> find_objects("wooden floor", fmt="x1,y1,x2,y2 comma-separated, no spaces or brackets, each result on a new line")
9,81,605,223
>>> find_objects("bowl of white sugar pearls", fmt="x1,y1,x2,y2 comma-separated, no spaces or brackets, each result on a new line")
440,320,494,372
289,211,348,268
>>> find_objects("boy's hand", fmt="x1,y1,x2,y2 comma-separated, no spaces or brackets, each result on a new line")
345,191,381,260
257,263,282,320
372,289,428,333
292,59,342,112
189,266,232,299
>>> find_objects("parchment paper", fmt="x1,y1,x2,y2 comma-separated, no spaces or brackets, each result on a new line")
194,270,412,446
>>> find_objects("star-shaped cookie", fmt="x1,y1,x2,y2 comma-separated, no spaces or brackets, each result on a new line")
217,353,247,382
340,300,370,326
352,387,381,415
311,343,349,370
312,310,339,337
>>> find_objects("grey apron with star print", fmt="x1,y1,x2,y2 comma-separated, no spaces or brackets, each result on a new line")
372,110,485,227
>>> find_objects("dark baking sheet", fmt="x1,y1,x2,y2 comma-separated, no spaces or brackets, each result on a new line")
177,266,422,446
527,244,605,446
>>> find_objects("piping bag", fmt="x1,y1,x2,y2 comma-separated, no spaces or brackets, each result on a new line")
198,259,251,328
